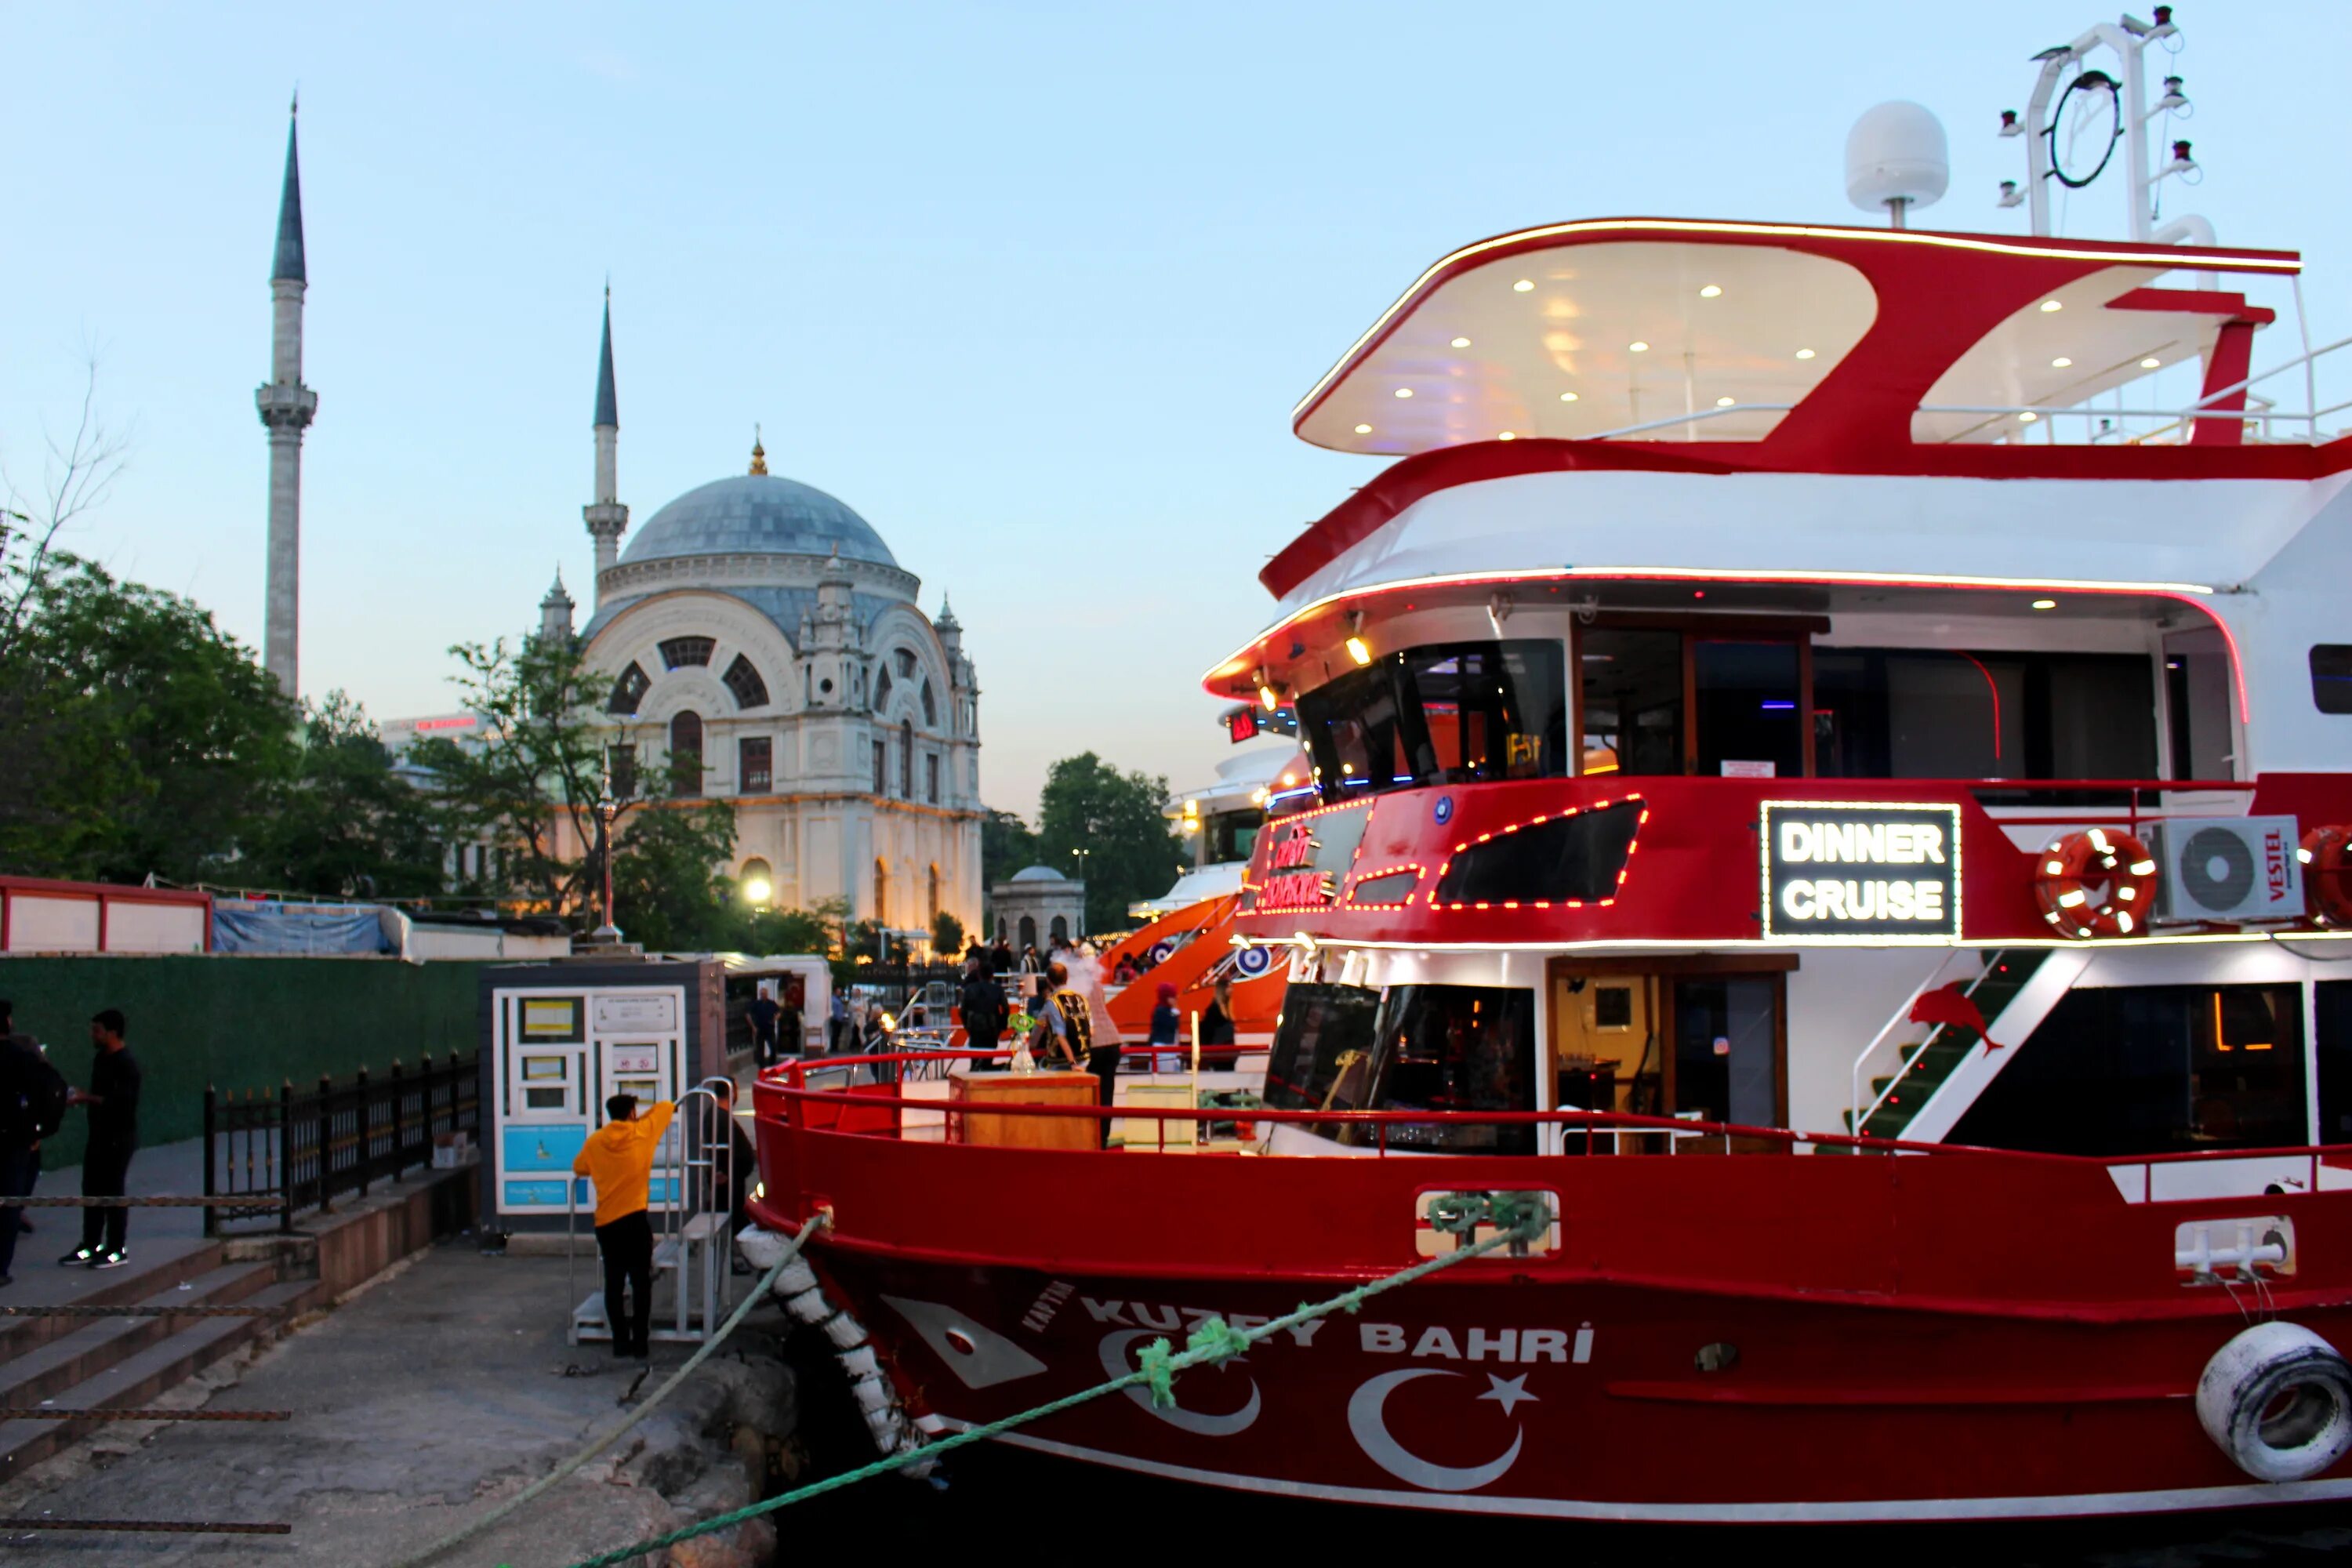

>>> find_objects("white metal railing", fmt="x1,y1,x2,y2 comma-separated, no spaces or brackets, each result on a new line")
1846,950,1984,1138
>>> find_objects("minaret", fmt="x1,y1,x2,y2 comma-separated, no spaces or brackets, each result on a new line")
254,99,318,695
539,570,576,641
583,289,628,601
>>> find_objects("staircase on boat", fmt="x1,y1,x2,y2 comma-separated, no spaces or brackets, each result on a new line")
1842,947,2085,1143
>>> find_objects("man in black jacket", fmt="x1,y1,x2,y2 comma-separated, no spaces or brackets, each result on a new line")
0,1000,50,1287
959,954,1006,1069
63,1008,140,1270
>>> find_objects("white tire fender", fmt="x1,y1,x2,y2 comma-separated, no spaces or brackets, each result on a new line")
2196,1321,2352,1483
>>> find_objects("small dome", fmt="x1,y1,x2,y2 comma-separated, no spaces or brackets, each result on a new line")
1009,865,1068,882
621,474,896,568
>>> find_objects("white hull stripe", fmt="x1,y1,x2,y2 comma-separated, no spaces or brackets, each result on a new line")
919,1414,2352,1523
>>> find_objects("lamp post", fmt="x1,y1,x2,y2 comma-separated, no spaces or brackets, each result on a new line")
591,764,621,943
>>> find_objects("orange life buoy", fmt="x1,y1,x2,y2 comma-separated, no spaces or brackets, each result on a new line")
2033,828,2159,938
2306,826,2352,927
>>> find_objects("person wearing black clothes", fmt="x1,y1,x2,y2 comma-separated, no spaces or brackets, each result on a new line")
775,998,803,1061
747,992,782,1065
0,1000,51,1287
959,956,1006,1069
989,937,1014,975
1200,978,1237,1056
64,1008,140,1269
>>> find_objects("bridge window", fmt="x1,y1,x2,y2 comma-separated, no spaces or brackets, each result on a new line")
2314,645,2352,715
1298,640,1566,804
1813,648,2154,782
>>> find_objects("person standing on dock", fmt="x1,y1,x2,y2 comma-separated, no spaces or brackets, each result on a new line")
748,989,782,1066
572,1093,676,1359
2,1001,68,1287
60,1009,140,1270
960,952,1006,1069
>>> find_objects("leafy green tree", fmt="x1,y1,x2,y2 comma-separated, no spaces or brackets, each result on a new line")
1034,753,1182,935
981,807,1037,889
0,554,298,883
725,896,847,959
245,692,444,898
604,798,739,950
931,909,966,956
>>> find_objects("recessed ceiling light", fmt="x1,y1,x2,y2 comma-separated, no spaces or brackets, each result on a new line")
1497,431,1516,441
1628,340,1650,353
1450,336,1472,348
1354,423,1373,434
1394,387,1414,398
2018,411,2040,422
2031,598,2057,610
2141,357,2161,369
1699,285,1722,298
1512,279,1535,292
1794,348,1816,360
1559,391,1579,402
1715,396,1735,407
2040,299,2064,313
2052,357,2073,368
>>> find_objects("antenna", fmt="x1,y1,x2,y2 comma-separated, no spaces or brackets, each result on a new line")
1996,7,2198,241
1846,101,1949,228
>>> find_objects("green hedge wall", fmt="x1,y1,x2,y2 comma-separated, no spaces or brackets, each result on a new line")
3,955,491,1169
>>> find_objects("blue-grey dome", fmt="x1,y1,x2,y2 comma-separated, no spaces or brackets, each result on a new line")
620,474,896,568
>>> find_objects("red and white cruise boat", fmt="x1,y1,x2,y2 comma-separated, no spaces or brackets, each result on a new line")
753,15,2352,1523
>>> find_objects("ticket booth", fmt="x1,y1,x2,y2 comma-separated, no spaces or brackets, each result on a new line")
479,960,727,1235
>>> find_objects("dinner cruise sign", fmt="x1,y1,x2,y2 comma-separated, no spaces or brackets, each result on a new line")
1759,801,1962,943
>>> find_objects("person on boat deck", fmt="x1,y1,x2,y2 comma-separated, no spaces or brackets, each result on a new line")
572,1093,675,1359
989,936,1014,975
1019,945,1042,975
1200,978,1237,1058
1045,960,1116,1145
1149,982,1182,1074
960,953,1007,1070
1031,974,1076,1069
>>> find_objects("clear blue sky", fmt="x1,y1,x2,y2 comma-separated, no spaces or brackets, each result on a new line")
4,2,2344,818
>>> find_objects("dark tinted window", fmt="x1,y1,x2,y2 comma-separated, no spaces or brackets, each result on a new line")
1430,800,1641,906
1298,640,1566,804
1362,986,1537,1155
668,710,703,794
1580,629,1682,776
2318,982,2352,1142
1947,982,2306,1156
739,736,772,793
1814,648,2153,781
1264,984,1382,1116
723,655,770,710
606,662,651,716
1693,641,1802,778
659,636,714,669
2314,646,2352,715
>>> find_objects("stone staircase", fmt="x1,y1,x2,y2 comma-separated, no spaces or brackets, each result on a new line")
0,1238,331,1484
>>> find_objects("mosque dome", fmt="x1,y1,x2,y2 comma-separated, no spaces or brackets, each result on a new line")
619,472,898,569
1009,865,1069,882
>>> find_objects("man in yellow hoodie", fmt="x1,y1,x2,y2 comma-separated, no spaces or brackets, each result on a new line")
572,1093,675,1359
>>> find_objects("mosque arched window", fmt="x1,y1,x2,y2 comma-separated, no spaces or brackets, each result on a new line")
1049,914,1069,946
722,655,769,710
895,649,917,678
670,710,704,795
659,637,714,669
606,662,651,715
920,680,937,727
900,720,913,797
873,668,893,713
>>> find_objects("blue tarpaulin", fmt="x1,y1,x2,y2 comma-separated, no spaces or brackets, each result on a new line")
210,900,394,956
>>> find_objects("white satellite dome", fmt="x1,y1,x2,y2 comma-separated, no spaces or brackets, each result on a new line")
1846,100,1950,221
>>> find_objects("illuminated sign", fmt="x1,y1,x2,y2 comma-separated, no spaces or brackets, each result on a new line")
1251,805,1370,913
412,715,479,733
1760,801,1962,942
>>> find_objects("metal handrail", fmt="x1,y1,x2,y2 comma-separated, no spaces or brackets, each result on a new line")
1846,951,1976,1144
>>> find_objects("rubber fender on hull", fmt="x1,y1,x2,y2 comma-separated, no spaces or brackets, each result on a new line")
2196,1321,2352,1483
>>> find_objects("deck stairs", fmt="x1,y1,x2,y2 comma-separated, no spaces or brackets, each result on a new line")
0,1238,328,1484
1840,949,2054,1143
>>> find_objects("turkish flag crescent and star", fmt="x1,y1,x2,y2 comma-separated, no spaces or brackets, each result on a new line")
1908,980,2005,1050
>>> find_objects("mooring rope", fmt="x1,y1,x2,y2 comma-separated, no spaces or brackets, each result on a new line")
381,1212,830,1568
560,1191,1555,1568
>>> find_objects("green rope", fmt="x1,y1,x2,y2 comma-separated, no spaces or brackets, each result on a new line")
558,1191,1554,1568
384,1214,829,1568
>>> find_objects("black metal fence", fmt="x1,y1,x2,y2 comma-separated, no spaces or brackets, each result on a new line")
203,1054,479,1236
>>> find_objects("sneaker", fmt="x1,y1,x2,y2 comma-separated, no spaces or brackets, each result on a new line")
90,1251,126,1270
58,1247,95,1267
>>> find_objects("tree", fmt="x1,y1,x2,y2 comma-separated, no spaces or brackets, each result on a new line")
410,633,625,915
604,798,739,951
0,554,297,884
981,807,1037,891
1033,753,1182,935
931,909,966,956
244,692,444,898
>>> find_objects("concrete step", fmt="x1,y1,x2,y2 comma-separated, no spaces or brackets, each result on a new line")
0,1241,227,1359
0,1261,281,1411
0,1276,325,1484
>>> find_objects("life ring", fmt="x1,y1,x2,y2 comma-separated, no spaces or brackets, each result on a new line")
2196,1322,2352,1483
2305,826,2352,927
2032,828,2158,938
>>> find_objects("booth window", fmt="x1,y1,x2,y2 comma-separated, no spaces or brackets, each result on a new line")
1948,982,2307,1156
739,736,772,793
723,655,770,710
2314,646,2352,715
1298,639,1566,804
659,637,715,670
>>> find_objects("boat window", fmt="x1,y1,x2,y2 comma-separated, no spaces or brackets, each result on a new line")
1693,641,1802,779
2314,646,2352,716
1298,641,1566,804
1813,649,2155,782
1204,808,1261,866
2318,982,2352,1143
2166,630,2234,779
1363,986,1537,1156
1947,982,2307,1157
1579,630,1682,776
1670,975,1780,1127
1263,983,1382,1118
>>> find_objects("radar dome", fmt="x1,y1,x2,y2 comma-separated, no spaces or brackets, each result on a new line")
1846,100,1949,220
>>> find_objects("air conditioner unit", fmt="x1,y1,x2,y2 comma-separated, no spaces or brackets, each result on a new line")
2150,816,2305,924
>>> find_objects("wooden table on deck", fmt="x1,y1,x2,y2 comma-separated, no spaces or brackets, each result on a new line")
949,1070,1101,1150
